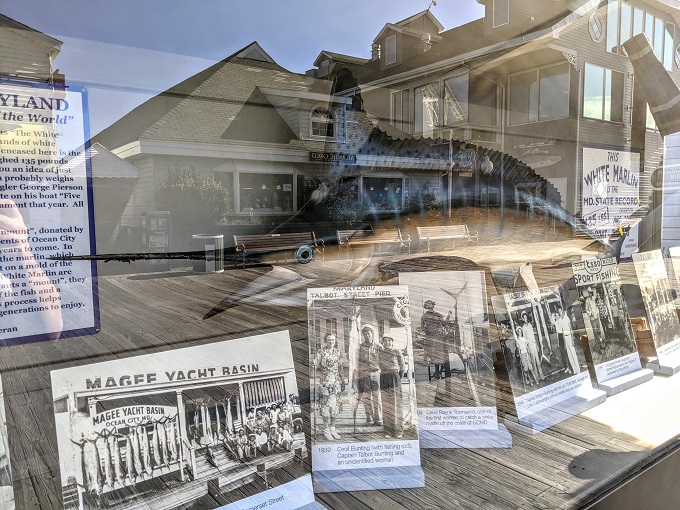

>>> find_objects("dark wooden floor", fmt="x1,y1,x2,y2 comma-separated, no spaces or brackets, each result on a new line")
1,251,677,509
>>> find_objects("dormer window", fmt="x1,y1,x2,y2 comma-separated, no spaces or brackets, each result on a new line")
385,35,397,65
310,106,336,139
493,0,509,28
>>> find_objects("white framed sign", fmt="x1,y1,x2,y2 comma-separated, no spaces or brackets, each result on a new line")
581,147,640,239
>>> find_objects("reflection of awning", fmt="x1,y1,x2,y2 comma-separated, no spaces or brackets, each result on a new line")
243,377,285,409
233,160,297,174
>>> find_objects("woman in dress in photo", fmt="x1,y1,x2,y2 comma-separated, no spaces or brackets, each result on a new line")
515,326,540,386
311,332,345,441
378,335,406,439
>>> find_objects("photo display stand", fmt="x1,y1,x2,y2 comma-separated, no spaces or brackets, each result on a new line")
572,257,653,394
491,286,606,434
50,331,322,510
632,250,680,375
307,286,424,493
399,271,510,449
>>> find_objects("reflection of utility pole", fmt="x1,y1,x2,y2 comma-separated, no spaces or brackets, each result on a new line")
448,129,453,218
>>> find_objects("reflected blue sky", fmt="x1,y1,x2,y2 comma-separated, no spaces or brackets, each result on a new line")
1,0,484,135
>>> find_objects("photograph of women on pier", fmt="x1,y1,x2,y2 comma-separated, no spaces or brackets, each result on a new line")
50,332,315,510
307,286,417,444
492,286,587,398
399,271,495,409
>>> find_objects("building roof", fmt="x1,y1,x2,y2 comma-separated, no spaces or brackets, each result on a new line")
313,51,369,68
94,41,376,155
335,0,599,88
89,143,140,179
0,13,62,50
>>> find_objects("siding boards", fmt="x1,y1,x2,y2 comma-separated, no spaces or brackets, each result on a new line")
0,29,52,81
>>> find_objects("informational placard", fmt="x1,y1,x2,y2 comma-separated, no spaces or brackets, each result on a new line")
0,377,14,509
400,271,510,448
307,286,423,492
572,257,650,391
619,222,640,260
581,147,640,239
0,79,98,345
492,286,604,431
633,250,680,373
51,331,320,510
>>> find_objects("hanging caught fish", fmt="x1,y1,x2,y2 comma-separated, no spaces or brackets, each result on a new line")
215,404,222,441
102,434,114,489
138,425,152,475
112,434,125,487
131,428,143,482
157,421,168,465
93,438,104,495
125,431,136,483
166,419,177,462
80,439,97,494
151,423,161,468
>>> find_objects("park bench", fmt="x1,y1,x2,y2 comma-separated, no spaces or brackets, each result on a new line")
416,224,479,252
233,232,324,266
336,226,411,257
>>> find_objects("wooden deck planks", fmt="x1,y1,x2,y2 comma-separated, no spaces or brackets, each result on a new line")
0,263,675,509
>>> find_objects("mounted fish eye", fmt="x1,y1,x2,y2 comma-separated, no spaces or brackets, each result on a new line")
295,245,314,264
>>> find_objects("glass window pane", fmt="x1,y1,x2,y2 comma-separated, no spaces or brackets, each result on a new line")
414,83,439,136
493,0,509,27
584,63,604,120
620,3,631,48
539,64,569,120
385,35,396,65
654,17,664,60
444,74,469,125
606,0,619,53
509,71,536,125
604,69,612,121
363,177,403,210
610,70,624,123
645,13,654,42
240,174,293,212
664,23,674,70
633,7,644,36
469,75,497,126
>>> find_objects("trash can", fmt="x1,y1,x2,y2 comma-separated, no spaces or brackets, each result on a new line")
192,234,224,273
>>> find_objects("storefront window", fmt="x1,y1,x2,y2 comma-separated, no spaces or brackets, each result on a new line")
362,177,403,210
239,173,293,212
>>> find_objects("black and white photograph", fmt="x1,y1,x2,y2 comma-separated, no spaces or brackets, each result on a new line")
50,332,316,510
399,271,495,409
633,251,680,349
491,286,587,398
306,286,417,443
572,258,637,368
0,378,13,509
306,285,424,490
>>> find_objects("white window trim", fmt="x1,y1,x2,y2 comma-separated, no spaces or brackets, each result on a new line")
508,62,571,127
309,104,337,141
492,0,509,29
582,63,625,124
385,35,397,65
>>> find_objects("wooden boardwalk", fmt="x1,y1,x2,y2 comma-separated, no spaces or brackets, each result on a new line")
1,248,678,509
